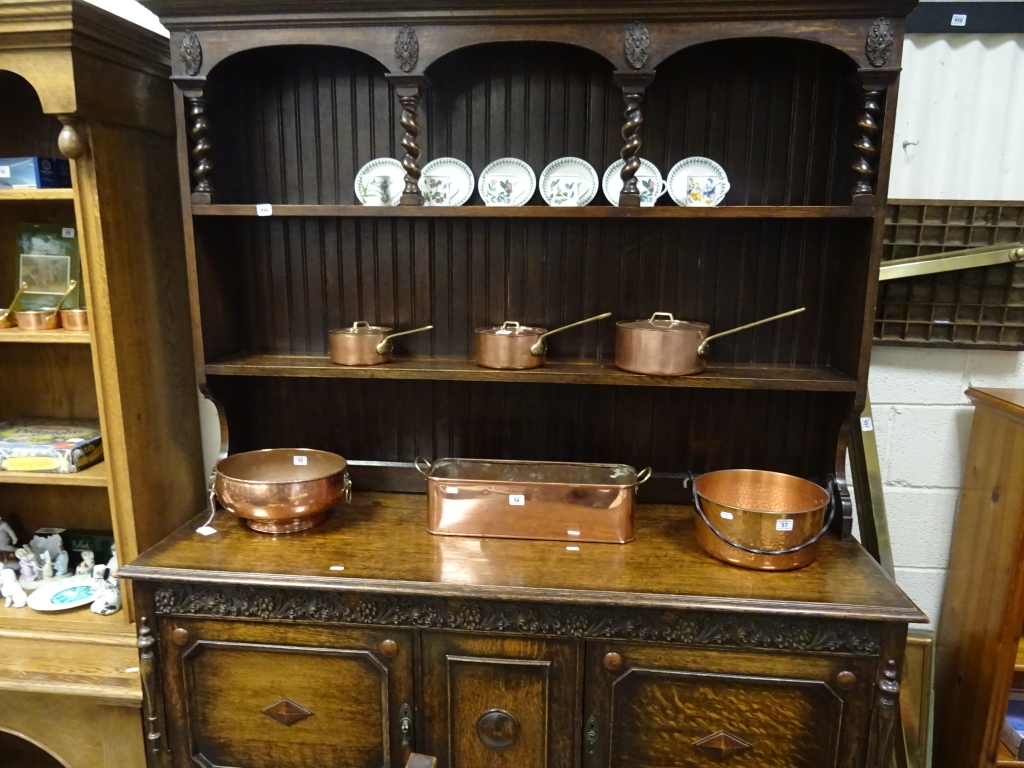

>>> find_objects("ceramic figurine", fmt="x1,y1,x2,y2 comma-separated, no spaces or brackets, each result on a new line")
15,547,41,584
1,569,27,608
0,515,18,559
107,543,118,579
40,550,54,580
90,565,121,616
75,548,95,576
53,547,69,577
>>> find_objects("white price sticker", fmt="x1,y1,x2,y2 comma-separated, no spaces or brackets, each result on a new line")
62,228,75,238
509,494,525,506
720,511,734,520
860,416,874,432
196,526,217,536
256,203,273,217
951,13,967,27
293,455,308,466
0,167,9,178
776,519,795,532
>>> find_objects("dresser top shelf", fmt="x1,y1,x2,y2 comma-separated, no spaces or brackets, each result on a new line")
123,492,923,623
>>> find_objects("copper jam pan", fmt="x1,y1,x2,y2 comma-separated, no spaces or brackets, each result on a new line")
689,469,834,571
417,457,652,543
213,448,352,534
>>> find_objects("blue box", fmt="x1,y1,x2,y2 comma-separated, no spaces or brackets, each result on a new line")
0,157,72,189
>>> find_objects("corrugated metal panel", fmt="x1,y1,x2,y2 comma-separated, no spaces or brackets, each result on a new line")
890,33,1024,201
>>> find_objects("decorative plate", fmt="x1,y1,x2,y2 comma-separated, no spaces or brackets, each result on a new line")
27,574,97,611
478,158,536,206
602,159,668,207
354,158,407,206
419,158,475,207
539,158,600,207
667,157,730,207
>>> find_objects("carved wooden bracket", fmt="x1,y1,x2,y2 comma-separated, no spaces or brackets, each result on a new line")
613,71,655,207
386,74,429,205
180,31,203,76
57,116,86,160
185,94,214,205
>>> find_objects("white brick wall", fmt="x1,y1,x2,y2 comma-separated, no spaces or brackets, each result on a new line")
867,348,1024,625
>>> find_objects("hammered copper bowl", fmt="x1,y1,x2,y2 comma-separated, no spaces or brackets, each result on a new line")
214,448,351,534
692,469,830,571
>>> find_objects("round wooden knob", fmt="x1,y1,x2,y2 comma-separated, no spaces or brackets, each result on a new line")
171,627,190,646
380,639,399,658
835,671,857,690
603,652,623,671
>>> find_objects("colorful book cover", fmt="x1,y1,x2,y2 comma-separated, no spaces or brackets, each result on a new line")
0,419,102,473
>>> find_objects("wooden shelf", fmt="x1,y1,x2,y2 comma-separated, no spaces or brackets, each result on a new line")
0,328,90,344
0,188,74,201
193,203,875,219
0,461,107,487
998,743,1024,767
206,353,858,392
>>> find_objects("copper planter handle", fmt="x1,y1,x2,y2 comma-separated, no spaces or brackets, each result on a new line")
636,466,653,491
686,472,835,556
415,456,434,476
696,307,806,357
529,312,612,356
0,282,28,324
46,279,78,324
376,324,433,354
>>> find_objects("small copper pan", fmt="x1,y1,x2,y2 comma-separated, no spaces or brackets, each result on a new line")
329,321,433,365
615,307,805,376
60,309,89,331
12,280,78,331
475,312,611,369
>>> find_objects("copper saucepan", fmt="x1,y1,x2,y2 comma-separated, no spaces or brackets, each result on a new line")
329,321,433,366
14,280,79,331
475,312,611,370
615,307,806,376
0,282,28,329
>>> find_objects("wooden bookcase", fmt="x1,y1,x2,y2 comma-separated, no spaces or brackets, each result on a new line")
0,3,204,766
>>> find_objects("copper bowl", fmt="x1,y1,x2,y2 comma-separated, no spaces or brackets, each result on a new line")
214,448,352,534
691,469,832,571
14,309,61,330
60,309,89,331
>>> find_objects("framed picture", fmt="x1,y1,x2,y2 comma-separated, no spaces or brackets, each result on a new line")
19,253,71,296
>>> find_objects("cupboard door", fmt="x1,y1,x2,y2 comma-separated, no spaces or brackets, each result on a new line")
584,642,877,768
419,632,582,768
158,618,414,768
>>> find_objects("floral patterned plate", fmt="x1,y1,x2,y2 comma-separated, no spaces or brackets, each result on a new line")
354,158,406,206
479,158,536,206
667,157,730,207
539,158,600,207
419,157,475,206
602,159,668,207
27,574,98,611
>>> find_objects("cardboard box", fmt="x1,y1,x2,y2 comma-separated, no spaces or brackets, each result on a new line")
0,157,72,189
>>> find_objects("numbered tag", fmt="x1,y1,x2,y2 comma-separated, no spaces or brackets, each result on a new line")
776,519,795,532
509,494,525,506
62,227,75,238
860,416,874,432
256,203,273,217
720,511,734,520
951,13,967,26
196,526,217,536
293,455,308,466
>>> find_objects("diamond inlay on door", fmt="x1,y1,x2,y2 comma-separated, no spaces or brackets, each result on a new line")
261,698,313,726
693,730,751,759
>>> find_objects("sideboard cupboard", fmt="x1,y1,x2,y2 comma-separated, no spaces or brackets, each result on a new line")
125,1,924,767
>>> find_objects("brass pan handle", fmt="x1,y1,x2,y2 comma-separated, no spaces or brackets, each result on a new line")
0,282,28,323
530,312,612,356
414,457,434,477
376,324,433,354
46,279,78,323
635,467,653,492
696,307,805,357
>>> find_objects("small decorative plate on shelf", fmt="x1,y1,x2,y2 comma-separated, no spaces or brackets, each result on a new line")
354,158,406,206
539,158,600,207
479,158,536,206
602,159,668,207
27,574,97,611
667,157,730,207
419,158,475,206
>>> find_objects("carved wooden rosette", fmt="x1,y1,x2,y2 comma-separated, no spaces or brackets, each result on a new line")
613,71,655,207
866,660,901,767
866,18,894,68
186,94,214,204
180,30,203,76
386,74,428,205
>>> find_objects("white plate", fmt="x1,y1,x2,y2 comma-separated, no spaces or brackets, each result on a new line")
602,159,668,207
667,157,730,207
419,158,475,207
539,158,599,207
479,158,536,206
354,158,406,206
27,574,98,611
